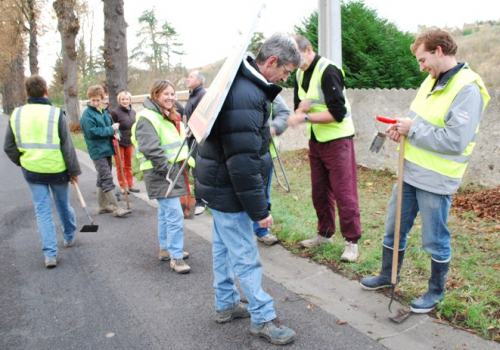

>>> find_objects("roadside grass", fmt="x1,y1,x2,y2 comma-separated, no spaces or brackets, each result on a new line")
71,132,87,152
271,149,500,342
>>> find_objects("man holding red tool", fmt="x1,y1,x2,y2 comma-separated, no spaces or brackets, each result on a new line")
360,28,490,314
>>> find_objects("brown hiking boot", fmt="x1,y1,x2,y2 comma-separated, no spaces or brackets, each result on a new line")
170,258,191,274
215,302,250,323
158,249,190,261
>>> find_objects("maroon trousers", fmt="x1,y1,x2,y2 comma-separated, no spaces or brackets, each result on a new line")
309,137,361,243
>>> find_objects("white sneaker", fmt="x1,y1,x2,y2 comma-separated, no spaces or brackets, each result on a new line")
63,236,75,247
257,233,278,245
341,241,359,262
300,234,329,248
195,205,206,215
45,255,60,268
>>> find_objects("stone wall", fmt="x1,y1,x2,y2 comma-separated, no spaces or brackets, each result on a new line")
101,87,500,188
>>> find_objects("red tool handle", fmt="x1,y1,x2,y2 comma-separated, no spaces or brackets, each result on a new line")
376,115,397,124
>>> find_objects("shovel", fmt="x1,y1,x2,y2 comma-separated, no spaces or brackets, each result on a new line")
72,181,99,232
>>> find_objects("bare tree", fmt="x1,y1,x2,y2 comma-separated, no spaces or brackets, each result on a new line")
103,0,128,111
53,0,80,125
0,0,26,114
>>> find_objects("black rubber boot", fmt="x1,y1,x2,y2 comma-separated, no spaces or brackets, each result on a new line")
410,260,449,313
360,246,405,290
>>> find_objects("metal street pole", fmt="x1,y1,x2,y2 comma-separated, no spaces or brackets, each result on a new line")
318,0,342,66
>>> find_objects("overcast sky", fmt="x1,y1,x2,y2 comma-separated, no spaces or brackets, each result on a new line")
37,0,499,83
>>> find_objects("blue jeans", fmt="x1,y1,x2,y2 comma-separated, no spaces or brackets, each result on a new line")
211,209,276,324
27,182,77,259
157,197,184,259
383,182,452,262
253,164,273,238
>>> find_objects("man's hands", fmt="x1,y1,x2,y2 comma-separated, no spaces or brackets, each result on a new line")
257,215,274,229
270,126,277,138
112,123,121,140
287,100,312,127
386,117,413,142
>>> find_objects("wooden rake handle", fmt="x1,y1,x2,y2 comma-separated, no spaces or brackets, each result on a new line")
72,181,87,209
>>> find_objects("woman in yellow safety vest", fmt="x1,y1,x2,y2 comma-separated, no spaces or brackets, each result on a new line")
131,80,191,274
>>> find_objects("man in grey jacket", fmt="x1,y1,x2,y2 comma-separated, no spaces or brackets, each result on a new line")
360,28,490,314
4,75,82,268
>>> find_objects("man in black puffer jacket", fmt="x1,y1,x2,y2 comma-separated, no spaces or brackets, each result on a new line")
196,33,301,346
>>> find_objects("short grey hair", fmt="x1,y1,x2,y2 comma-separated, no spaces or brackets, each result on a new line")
294,35,312,52
255,32,301,67
192,70,205,85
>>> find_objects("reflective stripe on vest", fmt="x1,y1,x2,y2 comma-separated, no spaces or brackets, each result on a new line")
405,66,490,179
131,109,191,171
10,104,66,173
296,57,355,142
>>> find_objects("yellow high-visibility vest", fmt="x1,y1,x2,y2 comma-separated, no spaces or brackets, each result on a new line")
405,66,490,179
296,57,355,142
131,108,194,171
10,104,66,173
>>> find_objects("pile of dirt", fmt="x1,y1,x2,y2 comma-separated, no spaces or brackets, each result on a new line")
452,187,500,221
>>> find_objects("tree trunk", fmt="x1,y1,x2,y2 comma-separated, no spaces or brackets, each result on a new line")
2,54,26,114
27,0,39,75
103,0,128,111
53,0,80,125
0,0,26,114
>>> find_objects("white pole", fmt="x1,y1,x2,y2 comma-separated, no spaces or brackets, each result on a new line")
318,0,342,66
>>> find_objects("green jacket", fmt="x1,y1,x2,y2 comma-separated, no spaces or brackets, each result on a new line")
80,104,117,160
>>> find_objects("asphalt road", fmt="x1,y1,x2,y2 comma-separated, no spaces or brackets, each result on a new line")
0,115,385,350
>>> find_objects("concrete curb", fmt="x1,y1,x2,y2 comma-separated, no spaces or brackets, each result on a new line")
76,149,499,350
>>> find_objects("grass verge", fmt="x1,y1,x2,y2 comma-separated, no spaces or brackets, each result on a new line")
271,149,500,342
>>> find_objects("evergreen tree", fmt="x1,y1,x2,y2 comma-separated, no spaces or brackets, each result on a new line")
49,56,65,106
131,9,184,74
159,22,185,72
295,1,426,89
248,31,266,57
